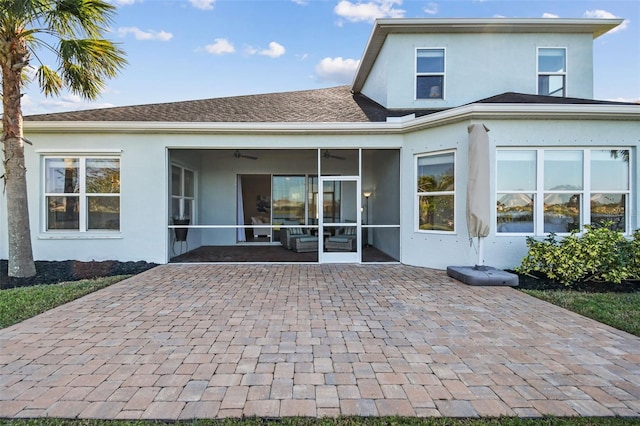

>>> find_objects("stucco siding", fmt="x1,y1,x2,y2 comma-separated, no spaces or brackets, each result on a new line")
399,117,639,271
18,132,168,264
364,32,594,109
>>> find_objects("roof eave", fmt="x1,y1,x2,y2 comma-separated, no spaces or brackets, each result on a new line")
22,104,640,135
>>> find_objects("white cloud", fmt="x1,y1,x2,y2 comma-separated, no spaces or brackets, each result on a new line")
584,9,629,33
190,0,215,10
291,0,308,4
608,97,640,104
259,42,286,58
424,2,438,15
315,57,360,83
22,94,114,116
542,13,559,19
334,0,405,24
109,0,137,6
117,27,173,41
205,38,235,55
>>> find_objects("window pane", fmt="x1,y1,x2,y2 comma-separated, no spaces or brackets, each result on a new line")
273,176,305,224
45,158,79,193
497,193,534,233
184,169,195,197
88,196,120,230
544,193,580,233
591,194,625,231
417,153,454,192
86,159,120,194
544,151,583,190
497,150,536,191
47,196,79,230
417,49,444,73
417,75,443,99
538,75,565,96
171,166,181,196
171,198,181,219
419,195,454,231
591,150,629,191
538,48,565,72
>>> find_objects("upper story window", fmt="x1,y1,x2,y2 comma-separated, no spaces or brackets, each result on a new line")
416,151,455,232
416,48,445,99
538,48,566,97
171,164,195,222
497,148,630,235
44,156,120,231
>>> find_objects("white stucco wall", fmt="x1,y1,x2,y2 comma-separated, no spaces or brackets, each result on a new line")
13,132,169,264
362,32,594,109
399,117,639,271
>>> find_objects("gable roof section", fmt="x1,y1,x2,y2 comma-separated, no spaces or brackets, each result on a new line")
24,86,439,124
352,18,623,92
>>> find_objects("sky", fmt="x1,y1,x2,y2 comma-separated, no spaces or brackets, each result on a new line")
21,0,640,115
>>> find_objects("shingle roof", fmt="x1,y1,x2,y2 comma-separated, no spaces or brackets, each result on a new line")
24,87,634,124
475,92,635,106
24,86,438,123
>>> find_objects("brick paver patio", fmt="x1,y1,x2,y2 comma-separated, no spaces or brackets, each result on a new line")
1,264,639,420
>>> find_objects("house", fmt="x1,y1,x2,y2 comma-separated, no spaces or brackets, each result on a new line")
2,18,638,270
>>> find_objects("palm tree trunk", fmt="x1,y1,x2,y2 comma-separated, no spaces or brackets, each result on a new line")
2,60,36,278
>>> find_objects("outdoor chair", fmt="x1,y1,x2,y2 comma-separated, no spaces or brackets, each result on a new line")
280,227,308,250
324,226,357,252
292,235,318,253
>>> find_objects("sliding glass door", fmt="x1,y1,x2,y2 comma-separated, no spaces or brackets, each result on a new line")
272,176,306,240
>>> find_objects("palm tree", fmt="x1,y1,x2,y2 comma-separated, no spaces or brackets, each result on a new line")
1,0,126,277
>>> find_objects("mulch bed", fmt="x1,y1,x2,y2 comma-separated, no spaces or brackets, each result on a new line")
1,260,157,290
509,270,640,293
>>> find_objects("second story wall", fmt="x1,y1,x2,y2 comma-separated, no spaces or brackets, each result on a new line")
361,30,595,109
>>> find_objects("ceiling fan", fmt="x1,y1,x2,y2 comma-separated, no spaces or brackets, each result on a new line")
233,150,258,160
323,150,345,160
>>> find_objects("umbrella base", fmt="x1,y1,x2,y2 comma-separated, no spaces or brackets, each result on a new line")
446,265,519,287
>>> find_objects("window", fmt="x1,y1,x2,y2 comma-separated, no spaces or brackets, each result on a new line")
416,48,445,99
497,149,630,235
416,151,455,232
171,165,195,222
538,48,566,96
45,157,120,231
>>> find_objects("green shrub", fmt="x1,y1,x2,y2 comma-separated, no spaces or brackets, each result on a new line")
515,224,640,286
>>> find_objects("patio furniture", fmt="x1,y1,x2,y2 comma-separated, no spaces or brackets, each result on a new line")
325,226,357,252
281,227,307,249
292,235,318,253
251,216,271,238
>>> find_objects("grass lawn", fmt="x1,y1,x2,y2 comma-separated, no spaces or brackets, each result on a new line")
0,276,130,329
2,418,640,425
521,289,640,337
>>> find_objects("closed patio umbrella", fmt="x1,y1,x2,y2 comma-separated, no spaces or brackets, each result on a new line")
466,123,491,267
447,123,517,286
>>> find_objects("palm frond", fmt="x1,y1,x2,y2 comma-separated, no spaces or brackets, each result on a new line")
36,65,63,96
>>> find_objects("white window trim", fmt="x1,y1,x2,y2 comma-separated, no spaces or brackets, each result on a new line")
415,47,446,101
496,147,632,236
171,163,197,223
415,150,456,234
537,47,567,97
41,154,121,236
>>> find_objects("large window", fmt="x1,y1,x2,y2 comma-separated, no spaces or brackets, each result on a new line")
171,165,195,222
416,151,455,232
497,149,630,235
538,48,566,97
45,157,120,231
416,48,445,99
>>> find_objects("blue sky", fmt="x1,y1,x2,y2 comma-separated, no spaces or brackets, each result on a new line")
22,0,640,115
